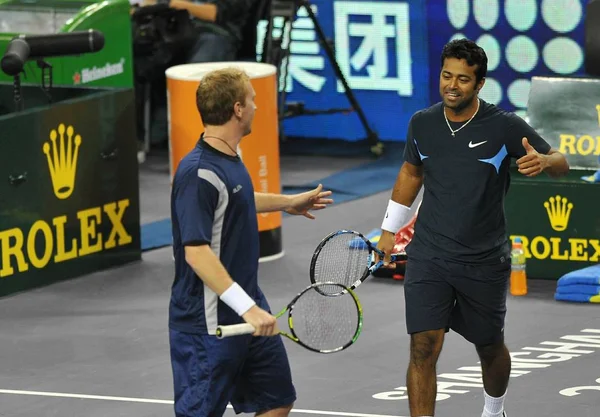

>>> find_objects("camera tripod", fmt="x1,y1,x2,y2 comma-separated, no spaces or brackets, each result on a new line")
260,0,383,156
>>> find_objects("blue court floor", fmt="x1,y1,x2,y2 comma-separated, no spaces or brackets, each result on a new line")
0,151,599,417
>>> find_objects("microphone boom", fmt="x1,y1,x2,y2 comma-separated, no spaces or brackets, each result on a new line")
1,29,105,76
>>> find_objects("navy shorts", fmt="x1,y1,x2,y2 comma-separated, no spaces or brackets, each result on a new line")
169,329,296,417
403,256,510,346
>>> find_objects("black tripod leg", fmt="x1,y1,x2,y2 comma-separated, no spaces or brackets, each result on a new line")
262,6,295,141
300,0,382,155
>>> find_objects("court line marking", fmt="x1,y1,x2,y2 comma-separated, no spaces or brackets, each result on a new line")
0,389,408,417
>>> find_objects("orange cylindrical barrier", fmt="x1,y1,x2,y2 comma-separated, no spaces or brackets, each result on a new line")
165,62,283,261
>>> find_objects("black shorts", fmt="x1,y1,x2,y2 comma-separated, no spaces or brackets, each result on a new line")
403,256,510,346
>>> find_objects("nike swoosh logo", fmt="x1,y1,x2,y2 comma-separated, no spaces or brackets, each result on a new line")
468,140,487,148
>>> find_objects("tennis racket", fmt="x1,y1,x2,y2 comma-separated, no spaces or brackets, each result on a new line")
216,282,363,354
309,229,406,292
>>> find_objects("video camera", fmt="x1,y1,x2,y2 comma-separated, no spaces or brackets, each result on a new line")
131,4,196,82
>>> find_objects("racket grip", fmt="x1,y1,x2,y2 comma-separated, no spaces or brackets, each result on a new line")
369,259,383,272
216,323,255,338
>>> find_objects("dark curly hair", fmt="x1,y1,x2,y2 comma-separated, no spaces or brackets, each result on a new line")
441,38,488,84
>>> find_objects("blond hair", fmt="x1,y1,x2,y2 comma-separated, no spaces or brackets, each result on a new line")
196,67,251,126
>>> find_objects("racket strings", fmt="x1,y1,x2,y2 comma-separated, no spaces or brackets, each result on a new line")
291,284,360,352
312,233,371,292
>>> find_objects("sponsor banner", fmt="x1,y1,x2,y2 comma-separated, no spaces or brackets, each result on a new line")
527,76,600,170
505,172,600,280
0,86,141,297
73,58,127,85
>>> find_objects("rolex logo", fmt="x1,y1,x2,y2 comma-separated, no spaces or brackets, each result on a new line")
43,123,82,200
544,195,573,232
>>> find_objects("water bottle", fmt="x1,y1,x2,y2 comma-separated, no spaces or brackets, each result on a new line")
510,237,527,296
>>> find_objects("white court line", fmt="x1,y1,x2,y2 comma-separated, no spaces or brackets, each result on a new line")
0,389,407,417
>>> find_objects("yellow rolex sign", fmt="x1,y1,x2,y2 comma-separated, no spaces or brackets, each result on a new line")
544,195,573,232
506,170,600,279
511,195,599,264
43,123,82,200
556,105,600,161
0,87,140,297
527,76,600,170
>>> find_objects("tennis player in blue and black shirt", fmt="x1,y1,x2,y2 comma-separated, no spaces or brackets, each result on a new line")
376,39,569,417
169,67,333,417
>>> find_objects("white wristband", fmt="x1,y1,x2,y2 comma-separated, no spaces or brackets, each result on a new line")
381,199,411,234
219,282,256,316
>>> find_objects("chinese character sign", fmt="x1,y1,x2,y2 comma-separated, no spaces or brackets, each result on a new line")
258,0,429,142
334,1,413,96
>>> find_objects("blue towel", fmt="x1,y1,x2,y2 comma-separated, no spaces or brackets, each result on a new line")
580,170,600,183
557,264,600,287
556,284,600,295
555,292,600,303
555,264,600,303
557,276,600,286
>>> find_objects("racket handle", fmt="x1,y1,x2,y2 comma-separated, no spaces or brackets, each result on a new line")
369,259,383,272
372,245,403,263
216,323,255,338
369,253,403,273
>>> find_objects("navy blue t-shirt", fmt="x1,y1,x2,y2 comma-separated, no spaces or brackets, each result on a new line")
169,136,269,335
404,100,551,265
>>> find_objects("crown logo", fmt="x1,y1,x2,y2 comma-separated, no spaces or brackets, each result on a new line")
544,195,573,232
43,123,82,200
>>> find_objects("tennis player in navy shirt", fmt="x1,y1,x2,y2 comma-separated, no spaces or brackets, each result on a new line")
169,67,333,417
376,39,569,417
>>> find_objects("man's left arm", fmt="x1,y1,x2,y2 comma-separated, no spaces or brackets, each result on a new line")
170,1,217,21
255,184,333,219
169,0,255,23
508,114,569,178
254,192,291,213
541,148,570,178
517,139,570,178
142,0,217,21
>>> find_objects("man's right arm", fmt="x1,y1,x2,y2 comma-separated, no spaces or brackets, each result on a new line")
377,162,423,264
184,245,237,295
392,114,424,207
169,0,217,22
376,114,425,264
168,0,255,24
390,161,424,208
184,245,278,336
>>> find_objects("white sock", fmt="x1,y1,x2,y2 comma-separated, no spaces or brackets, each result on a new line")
481,389,506,417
